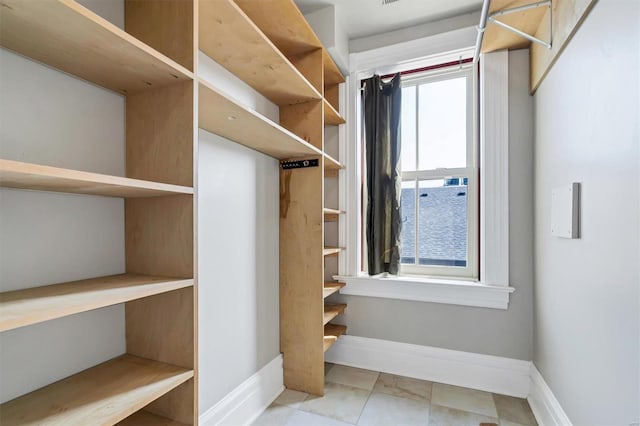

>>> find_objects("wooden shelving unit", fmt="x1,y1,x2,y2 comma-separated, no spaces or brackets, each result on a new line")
118,410,188,426
323,282,345,298
323,324,347,352
0,355,193,426
0,0,197,423
0,160,193,198
323,304,346,325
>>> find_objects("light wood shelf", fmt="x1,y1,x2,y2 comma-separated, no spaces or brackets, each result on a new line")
481,0,549,53
117,410,188,426
323,153,344,172
233,0,345,87
0,159,194,198
323,282,345,298
323,323,347,352
324,99,346,125
0,0,193,95
199,79,323,159
323,247,343,257
0,354,193,426
323,304,346,325
199,0,322,106
0,274,193,332
323,208,344,222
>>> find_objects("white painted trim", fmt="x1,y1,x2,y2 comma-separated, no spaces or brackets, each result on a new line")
480,50,510,287
199,355,284,426
334,275,514,309
528,364,573,426
325,335,531,398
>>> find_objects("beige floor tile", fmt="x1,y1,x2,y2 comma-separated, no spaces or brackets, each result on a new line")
299,382,371,424
373,373,433,401
286,410,354,426
252,404,296,426
357,392,430,426
429,404,499,426
431,383,498,417
274,389,309,409
325,365,380,391
493,394,537,425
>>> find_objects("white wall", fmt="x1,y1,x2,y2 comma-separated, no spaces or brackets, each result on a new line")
197,52,281,415
329,50,534,360
0,46,126,402
533,1,640,423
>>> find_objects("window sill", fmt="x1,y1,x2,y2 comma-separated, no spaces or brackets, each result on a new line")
333,275,514,309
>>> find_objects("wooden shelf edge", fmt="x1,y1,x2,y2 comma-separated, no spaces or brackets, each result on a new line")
323,323,347,352
117,410,188,426
323,99,345,125
0,354,193,426
0,159,193,198
323,281,345,298
323,208,344,222
198,78,323,159
323,153,344,171
323,303,346,325
0,0,193,95
0,274,194,332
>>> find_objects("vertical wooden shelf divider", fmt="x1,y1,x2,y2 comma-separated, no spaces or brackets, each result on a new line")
123,1,198,423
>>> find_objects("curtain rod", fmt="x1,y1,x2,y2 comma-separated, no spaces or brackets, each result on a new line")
359,58,474,89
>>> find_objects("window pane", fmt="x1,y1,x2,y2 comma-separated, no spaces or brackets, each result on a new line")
400,180,416,264
418,77,467,170
417,178,467,267
401,86,417,171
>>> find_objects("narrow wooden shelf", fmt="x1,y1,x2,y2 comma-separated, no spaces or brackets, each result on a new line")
324,99,346,125
199,79,323,159
0,159,193,198
323,282,345,298
117,410,188,426
481,0,549,53
323,208,344,222
323,304,346,325
0,354,193,426
0,0,192,95
323,323,347,352
199,0,321,106
234,0,345,86
323,153,344,172
0,274,193,332
323,247,343,257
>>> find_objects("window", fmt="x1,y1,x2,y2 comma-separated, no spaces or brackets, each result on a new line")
365,65,478,279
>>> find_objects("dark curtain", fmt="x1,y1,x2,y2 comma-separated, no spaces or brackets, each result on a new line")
362,74,402,275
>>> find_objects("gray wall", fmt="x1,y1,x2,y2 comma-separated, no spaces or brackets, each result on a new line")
533,1,640,423
330,50,534,361
197,53,281,415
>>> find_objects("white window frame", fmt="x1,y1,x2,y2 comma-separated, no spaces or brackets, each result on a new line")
397,66,478,279
334,28,514,310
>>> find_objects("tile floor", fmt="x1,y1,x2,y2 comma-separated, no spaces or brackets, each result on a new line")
252,364,537,426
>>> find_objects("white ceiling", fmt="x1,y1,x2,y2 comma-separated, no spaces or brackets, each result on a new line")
295,0,482,40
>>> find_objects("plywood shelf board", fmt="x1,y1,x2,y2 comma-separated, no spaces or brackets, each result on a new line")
199,79,323,159
323,208,344,222
323,323,346,352
0,0,193,95
323,153,344,171
324,99,346,125
323,304,346,325
0,159,193,198
481,0,549,53
0,274,193,332
199,0,321,106
323,247,343,256
323,282,345,298
117,410,188,426
234,0,345,86
0,354,193,426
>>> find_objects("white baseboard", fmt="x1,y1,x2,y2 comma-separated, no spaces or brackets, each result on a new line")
199,354,284,426
325,335,531,398
528,364,572,426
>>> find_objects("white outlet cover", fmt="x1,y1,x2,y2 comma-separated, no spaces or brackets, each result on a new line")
551,183,580,239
